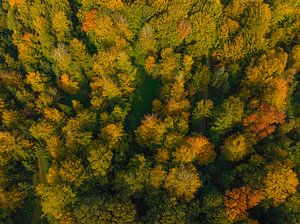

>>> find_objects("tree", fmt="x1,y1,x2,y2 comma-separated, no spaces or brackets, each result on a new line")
101,123,124,148
30,120,56,141
149,165,166,189
164,165,202,201
51,10,71,42
135,115,166,148
243,103,285,140
0,171,26,211
263,161,298,207
138,24,157,56
278,192,300,224
193,99,214,121
59,158,89,187
87,142,113,178
36,184,77,221
224,186,264,221
62,111,96,148
263,78,288,110
240,1,272,54
211,96,244,134
25,72,49,93
157,48,181,82
173,135,216,165
190,66,211,93
73,195,137,224
12,33,40,69
1,110,20,127
144,196,189,224
59,73,80,95
221,134,253,162
186,6,220,57
244,48,288,85
116,154,151,194
201,192,233,224
44,108,64,123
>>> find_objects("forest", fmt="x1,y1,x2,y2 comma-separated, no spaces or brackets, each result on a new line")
0,0,299,223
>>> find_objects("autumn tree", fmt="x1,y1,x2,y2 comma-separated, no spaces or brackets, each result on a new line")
193,99,214,121
201,192,233,224
173,135,216,165
59,158,89,187
36,183,77,221
87,142,113,178
116,154,151,194
73,195,137,224
135,115,166,148
0,0,299,223
164,164,202,201
62,111,96,148
221,134,253,162
224,186,264,222
263,161,298,206
243,103,285,140
144,196,192,224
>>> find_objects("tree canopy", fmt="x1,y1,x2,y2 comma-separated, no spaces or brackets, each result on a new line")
0,0,299,223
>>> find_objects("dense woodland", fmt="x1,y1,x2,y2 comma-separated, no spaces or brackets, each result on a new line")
0,0,299,223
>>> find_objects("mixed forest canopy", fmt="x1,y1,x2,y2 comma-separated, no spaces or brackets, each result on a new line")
0,0,300,223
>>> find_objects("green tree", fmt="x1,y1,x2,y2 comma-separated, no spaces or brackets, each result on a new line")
74,195,137,224
211,96,244,134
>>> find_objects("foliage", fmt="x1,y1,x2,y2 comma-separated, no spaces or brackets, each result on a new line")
0,0,299,223
173,135,216,165
223,185,264,221
243,103,285,140
263,161,298,207
221,134,253,161
211,96,244,134
164,165,202,201
73,196,137,224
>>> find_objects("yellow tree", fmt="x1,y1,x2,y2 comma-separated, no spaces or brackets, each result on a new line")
59,158,89,187
51,11,71,42
164,164,202,201
149,165,166,189
193,99,214,120
45,135,63,159
87,143,113,178
173,135,216,165
44,108,64,123
36,184,77,221
165,74,190,116
245,48,288,85
101,123,124,148
264,161,298,206
263,78,288,110
138,24,157,56
158,48,181,82
30,121,56,141
240,1,272,53
59,73,80,95
135,115,166,148
26,72,48,92
1,110,20,127
221,134,253,161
